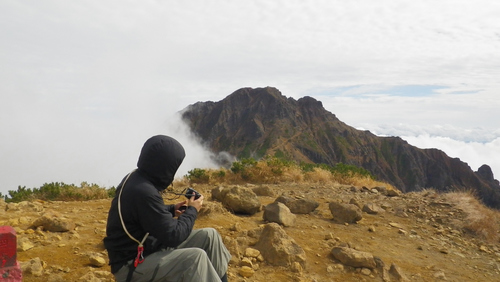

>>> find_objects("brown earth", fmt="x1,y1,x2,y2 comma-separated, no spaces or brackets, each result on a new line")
3,183,500,281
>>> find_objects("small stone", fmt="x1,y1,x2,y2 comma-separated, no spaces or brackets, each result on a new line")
17,237,35,252
239,266,255,278
479,245,489,253
291,261,303,273
257,254,264,262
89,255,106,267
368,226,376,232
244,248,260,258
389,222,404,229
434,271,447,280
230,223,240,232
361,268,371,276
240,257,253,268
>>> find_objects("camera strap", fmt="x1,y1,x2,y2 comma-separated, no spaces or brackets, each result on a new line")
117,169,149,282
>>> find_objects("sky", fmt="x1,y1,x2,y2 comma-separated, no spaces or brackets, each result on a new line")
1,0,499,195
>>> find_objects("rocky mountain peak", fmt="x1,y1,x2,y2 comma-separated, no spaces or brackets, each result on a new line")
180,87,500,209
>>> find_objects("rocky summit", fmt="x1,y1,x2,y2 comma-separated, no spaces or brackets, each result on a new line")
2,183,500,281
181,87,500,208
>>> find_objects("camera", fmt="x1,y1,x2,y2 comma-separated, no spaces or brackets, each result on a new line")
185,187,201,200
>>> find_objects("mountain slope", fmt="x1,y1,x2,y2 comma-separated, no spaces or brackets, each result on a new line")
180,87,500,208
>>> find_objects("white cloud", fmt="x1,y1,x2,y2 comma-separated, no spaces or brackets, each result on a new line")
1,1,500,194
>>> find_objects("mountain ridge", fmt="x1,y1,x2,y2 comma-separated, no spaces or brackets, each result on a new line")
181,87,500,208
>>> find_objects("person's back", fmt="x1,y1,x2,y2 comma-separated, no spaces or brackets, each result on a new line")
104,135,230,282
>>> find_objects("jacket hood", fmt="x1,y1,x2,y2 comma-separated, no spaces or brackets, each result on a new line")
137,135,185,190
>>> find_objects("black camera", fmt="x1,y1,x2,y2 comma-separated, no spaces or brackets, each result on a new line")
185,187,201,200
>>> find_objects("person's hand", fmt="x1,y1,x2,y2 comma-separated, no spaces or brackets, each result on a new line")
174,200,187,217
187,193,204,212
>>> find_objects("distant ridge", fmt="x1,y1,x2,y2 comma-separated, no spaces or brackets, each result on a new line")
180,87,500,208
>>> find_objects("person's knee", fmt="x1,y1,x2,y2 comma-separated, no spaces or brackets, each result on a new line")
199,227,220,239
182,247,208,262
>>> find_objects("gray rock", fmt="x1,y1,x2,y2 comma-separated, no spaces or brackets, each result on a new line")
349,198,362,209
31,210,75,232
329,202,363,223
373,186,387,194
263,202,296,227
20,257,45,277
389,263,410,281
385,189,401,197
254,223,306,268
252,185,276,197
286,198,319,214
211,186,261,215
362,203,385,214
331,246,376,269
274,195,294,205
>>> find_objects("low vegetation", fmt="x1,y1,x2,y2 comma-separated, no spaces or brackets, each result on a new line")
1,182,115,203
443,190,500,243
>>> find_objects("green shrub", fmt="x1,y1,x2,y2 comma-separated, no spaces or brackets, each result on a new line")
230,158,257,173
212,170,226,179
5,182,112,202
187,168,210,183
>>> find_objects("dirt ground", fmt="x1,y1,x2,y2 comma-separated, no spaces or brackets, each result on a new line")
4,182,500,281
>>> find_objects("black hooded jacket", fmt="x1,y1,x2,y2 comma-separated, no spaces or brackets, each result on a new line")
104,135,197,273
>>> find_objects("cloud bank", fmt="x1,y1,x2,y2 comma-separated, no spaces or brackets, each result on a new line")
1,1,499,194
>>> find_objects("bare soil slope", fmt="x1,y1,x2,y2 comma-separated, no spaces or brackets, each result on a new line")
3,183,500,281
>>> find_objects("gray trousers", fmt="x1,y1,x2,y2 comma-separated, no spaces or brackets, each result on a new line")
114,228,231,282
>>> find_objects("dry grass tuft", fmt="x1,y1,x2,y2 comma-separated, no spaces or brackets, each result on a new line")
304,168,332,183
282,166,304,183
444,190,500,242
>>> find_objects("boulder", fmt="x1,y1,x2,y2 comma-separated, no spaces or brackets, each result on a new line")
274,194,294,205
31,211,75,232
286,198,319,214
389,263,410,282
263,202,296,227
20,257,45,277
252,185,276,197
275,195,319,214
211,186,261,215
254,223,306,268
329,202,362,223
386,189,401,197
362,203,385,214
331,246,376,269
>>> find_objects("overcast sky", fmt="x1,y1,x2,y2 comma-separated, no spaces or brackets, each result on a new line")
1,1,499,195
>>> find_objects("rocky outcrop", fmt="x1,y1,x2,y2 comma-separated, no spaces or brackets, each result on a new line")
181,87,500,208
